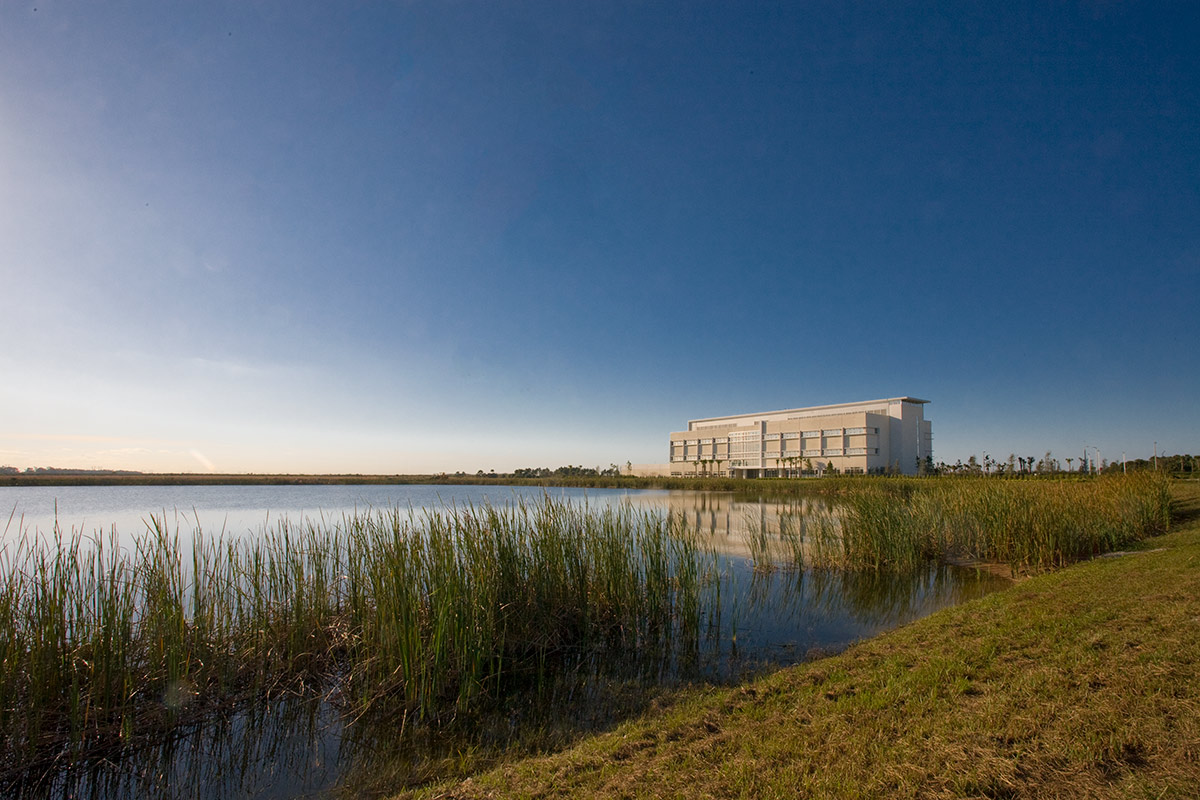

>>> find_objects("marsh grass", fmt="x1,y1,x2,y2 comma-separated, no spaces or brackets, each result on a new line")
0,475,1173,789
787,474,1172,573
425,483,1200,800
0,497,719,785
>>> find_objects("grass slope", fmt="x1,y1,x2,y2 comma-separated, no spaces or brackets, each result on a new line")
402,483,1200,799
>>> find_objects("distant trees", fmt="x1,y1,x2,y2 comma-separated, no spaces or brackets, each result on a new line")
2,466,142,476
1105,454,1197,476
499,451,1196,481
931,450,1200,477
510,464,623,478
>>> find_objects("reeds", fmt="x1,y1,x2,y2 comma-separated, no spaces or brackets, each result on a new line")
793,473,1172,573
1,475,1174,784
0,497,718,781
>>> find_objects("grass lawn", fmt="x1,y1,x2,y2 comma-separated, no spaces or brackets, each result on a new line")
397,482,1200,799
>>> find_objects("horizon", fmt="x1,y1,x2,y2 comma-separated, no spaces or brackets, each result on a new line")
3,3,1197,474
3,446,1191,477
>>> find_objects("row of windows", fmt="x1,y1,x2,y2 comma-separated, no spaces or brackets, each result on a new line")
780,448,880,459
674,430,883,455
677,441,878,455
676,437,731,447
676,428,879,446
672,450,729,460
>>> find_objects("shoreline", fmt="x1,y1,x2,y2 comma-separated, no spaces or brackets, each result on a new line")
392,482,1200,799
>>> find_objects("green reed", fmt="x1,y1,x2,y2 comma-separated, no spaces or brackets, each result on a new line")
783,474,1172,573
0,497,718,779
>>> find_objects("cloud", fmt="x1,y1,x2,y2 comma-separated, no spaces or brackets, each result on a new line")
189,449,217,473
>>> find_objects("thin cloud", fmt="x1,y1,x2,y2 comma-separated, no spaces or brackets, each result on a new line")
189,450,217,473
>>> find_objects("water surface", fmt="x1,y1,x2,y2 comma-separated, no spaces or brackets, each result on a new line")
1,484,1009,798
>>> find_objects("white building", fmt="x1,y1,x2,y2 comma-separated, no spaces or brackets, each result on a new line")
665,397,933,477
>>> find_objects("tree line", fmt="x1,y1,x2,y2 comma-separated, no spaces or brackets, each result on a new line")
934,451,1198,477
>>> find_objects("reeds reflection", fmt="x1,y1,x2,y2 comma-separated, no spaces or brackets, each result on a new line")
10,475,1167,798
18,693,341,799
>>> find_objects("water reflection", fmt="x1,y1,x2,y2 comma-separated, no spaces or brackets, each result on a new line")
6,489,1010,799
718,560,1005,676
17,695,341,799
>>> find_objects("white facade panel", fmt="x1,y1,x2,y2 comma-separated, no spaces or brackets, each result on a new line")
669,397,931,477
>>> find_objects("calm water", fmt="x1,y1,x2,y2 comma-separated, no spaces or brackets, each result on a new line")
1,484,1009,798
1,483,668,542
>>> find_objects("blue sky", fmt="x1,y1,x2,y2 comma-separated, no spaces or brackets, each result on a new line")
2,2,1197,474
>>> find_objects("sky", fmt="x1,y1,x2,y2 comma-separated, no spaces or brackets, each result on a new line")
1,1,1197,474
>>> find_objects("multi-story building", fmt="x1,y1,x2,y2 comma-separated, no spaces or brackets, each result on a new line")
667,397,932,477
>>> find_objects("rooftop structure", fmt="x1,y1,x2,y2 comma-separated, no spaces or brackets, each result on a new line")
667,397,933,477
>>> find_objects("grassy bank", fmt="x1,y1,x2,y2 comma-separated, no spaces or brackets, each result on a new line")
404,482,1200,799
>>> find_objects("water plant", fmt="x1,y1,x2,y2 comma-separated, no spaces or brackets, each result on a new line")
0,497,719,785
0,474,1175,789
780,473,1172,573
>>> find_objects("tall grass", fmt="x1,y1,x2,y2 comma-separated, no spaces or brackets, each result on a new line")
795,474,1172,572
0,497,718,781
1,475,1174,783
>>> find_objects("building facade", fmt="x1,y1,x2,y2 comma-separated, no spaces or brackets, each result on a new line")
668,397,933,477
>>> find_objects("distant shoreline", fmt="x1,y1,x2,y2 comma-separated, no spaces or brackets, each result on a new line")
1,473,513,487
0,472,680,489
7,471,1187,490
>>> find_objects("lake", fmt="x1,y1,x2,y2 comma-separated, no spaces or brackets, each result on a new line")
0,484,1009,798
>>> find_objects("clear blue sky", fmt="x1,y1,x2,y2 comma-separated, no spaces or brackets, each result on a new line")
2,2,1197,474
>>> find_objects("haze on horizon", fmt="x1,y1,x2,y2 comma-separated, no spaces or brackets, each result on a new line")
2,2,1197,475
